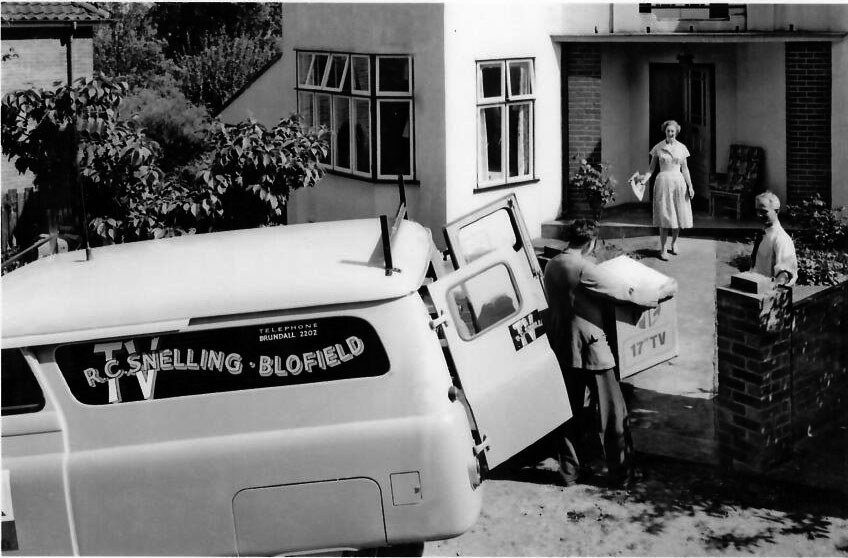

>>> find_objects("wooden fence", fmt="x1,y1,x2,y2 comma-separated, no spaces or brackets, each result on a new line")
1,187,33,256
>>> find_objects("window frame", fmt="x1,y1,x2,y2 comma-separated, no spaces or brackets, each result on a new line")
446,261,524,341
475,57,537,190
1,348,46,416
295,49,415,182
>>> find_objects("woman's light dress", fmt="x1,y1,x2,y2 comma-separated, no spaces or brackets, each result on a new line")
651,140,693,229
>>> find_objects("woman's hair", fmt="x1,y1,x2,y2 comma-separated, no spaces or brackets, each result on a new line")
661,120,682,134
755,191,781,211
568,219,599,245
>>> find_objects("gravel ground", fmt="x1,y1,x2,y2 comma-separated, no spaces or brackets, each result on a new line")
426,454,848,556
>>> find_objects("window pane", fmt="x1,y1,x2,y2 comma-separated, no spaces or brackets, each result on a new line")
378,56,410,93
2,349,45,416
351,56,370,93
379,101,411,177
479,62,503,99
353,99,371,173
479,106,503,183
316,94,332,163
297,53,313,86
334,97,351,169
449,264,519,339
457,208,518,264
508,103,532,178
326,54,348,90
507,60,534,97
312,53,329,87
298,91,315,127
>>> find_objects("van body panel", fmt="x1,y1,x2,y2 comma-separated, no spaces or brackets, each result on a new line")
12,295,480,555
1,196,565,555
2,219,433,348
233,479,387,555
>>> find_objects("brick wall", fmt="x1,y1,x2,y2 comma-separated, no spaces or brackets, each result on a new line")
716,280,848,473
563,43,602,218
790,283,848,439
2,29,95,195
785,42,832,206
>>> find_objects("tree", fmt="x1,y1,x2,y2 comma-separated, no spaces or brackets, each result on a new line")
147,3,282,57
174,31,281,114
93,3,176,91
198,117,328,230
3,77,329,249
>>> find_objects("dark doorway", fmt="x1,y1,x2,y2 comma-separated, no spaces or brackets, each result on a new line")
649,62,715,209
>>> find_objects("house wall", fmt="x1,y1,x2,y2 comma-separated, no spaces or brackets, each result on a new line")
734,43,786,202
228,3,449,235
1,30,95,194
442,3,566,238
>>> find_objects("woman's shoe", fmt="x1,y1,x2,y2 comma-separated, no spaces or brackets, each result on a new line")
669,247,678,255
658,251,669,261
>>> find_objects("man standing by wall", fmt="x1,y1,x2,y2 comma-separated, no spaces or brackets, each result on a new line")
751,191,798,287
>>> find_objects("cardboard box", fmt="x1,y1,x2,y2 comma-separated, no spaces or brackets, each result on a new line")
596,256,679,379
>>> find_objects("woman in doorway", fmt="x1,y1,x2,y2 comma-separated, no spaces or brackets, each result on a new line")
646,120,694,260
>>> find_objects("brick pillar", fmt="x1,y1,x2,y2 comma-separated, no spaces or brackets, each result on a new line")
785,42,832,206
716,284,793,473
563,43,602,218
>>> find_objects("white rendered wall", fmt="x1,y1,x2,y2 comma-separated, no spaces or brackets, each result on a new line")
442,3,568,239
220,3,448,233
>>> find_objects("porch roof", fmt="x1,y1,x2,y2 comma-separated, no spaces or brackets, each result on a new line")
552,32,847,43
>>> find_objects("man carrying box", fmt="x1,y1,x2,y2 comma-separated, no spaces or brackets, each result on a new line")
544,219,675,486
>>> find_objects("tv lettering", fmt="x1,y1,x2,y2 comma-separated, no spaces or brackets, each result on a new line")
629,330,668,358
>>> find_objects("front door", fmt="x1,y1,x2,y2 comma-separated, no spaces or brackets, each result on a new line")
683,64,714,205
427,195,571,470
649,62,715,208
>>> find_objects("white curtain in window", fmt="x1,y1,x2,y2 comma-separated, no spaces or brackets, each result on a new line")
478,108,489,182
517,105,527,176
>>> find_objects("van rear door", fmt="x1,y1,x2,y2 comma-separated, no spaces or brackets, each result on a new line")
427,195,571,470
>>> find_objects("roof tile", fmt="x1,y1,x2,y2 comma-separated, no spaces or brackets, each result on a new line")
1,2,110,25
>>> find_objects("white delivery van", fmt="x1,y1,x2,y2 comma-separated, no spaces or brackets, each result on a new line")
0,194,571,556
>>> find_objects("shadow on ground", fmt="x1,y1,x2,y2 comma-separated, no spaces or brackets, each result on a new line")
493,450,848,553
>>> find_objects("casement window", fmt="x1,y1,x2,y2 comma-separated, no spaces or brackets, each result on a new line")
296,51,414,181
476,58,536,189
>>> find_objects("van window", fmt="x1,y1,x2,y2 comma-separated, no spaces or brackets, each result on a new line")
55,317,390,405
456,208,520,264
1,349,46,416
449,264,520,339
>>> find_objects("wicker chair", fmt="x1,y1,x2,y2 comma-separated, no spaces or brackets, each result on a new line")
708,145,764,220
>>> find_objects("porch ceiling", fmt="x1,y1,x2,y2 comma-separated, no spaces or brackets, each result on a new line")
552,32,846,43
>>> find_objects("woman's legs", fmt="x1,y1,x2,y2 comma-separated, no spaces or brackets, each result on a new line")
670,228,680,254
658,228,669,260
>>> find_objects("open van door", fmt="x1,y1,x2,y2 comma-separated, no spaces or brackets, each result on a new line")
427,195,571,470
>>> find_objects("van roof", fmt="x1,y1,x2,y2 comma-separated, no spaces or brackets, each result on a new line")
2,218,434,348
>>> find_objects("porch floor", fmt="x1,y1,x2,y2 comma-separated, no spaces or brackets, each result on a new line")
541,204,762,242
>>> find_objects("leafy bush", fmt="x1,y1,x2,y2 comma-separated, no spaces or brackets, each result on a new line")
119,86,212,171
784,194,848,250
570,155,617,207
796,247,848,287
197,117,328,230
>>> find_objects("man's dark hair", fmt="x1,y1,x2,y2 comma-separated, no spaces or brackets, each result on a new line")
568,219,599,246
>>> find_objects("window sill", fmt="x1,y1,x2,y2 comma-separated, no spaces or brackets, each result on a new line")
324,168,419,185
474,178,540,193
